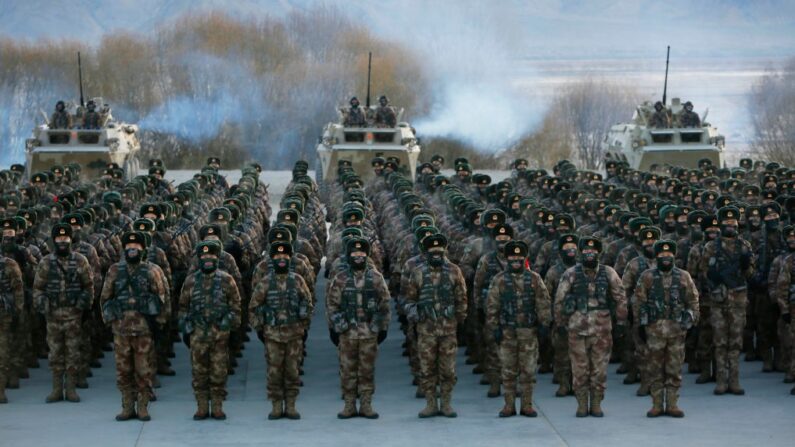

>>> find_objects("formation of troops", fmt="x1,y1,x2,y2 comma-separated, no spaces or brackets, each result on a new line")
1,150,795,423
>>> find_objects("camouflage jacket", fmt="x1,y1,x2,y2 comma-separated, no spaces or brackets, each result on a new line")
403,259,467,336
485,268,552,333
100,261,167,336
633,267,699,338
554,263,627,337
249,270,312,342
326,267,390,339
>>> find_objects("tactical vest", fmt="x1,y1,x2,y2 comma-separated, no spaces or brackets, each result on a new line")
0,258,15,316
256,272,305,326
645,268,684,323
788,255,795,305
480,252,504,306
710,237,745,289
185,270,231,331
500,271,537,329
44,254,88,310
339,268,379,328
563,264,610,315
417,263,455,321
103,262,161,321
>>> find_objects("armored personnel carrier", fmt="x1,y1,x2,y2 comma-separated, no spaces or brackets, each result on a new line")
25,97,142,180
604,97,725,171
315,104,421,185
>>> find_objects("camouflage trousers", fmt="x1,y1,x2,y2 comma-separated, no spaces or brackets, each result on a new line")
744,290,759,354
783,306,795,376
10,312,29,376
632,324,650,382
696,305,714,369
114,334,154,397
417,333,457,395
190,332,229,399
481,321,501,384
46,317,82,375
754,294,780,364
265,337,302,400
646,329,686,392
569,331,613,393
407,324,420,378
0,316,10,379
339,335,378,398
710,288,746,382
552,327,571,386
498,328,538,395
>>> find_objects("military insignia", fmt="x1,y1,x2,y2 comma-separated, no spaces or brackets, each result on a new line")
137,224,144,230
208,228,214,234
646,231,652,238
494,215,500,221
499,227,506,234
277,246,284,252
514,247,521,254
203,246,209,253
727,211,734,217
566,236,573,242
588,240,594,247
59,229,66,235
663,244,670,250
130,234,136,240
355,242,362,248
434,240,439,246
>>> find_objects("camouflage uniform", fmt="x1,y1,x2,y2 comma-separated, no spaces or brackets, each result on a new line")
545,260,573,396
326,262,390,418
179,266,241,419
0,256,24,403
774,251,795,389
486,263,552,416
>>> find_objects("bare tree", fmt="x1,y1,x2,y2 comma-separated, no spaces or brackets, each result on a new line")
750,58,795,165
552,77,639,170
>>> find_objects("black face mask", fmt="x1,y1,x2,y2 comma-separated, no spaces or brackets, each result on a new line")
747,217,761,231
200,258,218,273
509,259,524,273
690,227,704,241
765,219,780,231
496,240,509,253
125,248,142,264
788,240,795,252
349,255,367,270
657,256,674,272
676,223,689,236
562,249,577,266
643,246,655,258
273,258,290,274
720,224,737,238
2,237,16,252
663,221,676,233
71,229,82,244
705,229,720,240
55,241,71,257
428,252,444,267
581,252,598,269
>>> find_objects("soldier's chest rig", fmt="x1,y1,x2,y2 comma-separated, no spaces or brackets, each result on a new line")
787,256,795,305
186,270,231,331
258,270,307,326
0,258,15,315
563,265,610,316
480,252,505,307
708,237,745,290
103,262,161,321
418,263,455,321
340,268,380,327
500,271,538,329
44,254,89,310
642,269,684,324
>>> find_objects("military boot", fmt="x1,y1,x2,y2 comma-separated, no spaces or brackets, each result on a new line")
268,400,283,420
498,393,516,417
589,390,604,417
137,394,151,421
193,394,210,420
695,360,713,384
636,380,650,396
6,370,19,389
283,396,300,420
211,396,227,420
358,393,379,419
115,392,136,421
439,391,457,418
64,372,81,402
520,387,537,417
555,380,571,397
728,362,745,395
665,387,684,418
575,390,589,417
623,365,639,384
646,388,664,418
0,374,7,404
487,378,501,398
418,394,438,418
338,395,357,419
783,373,795,384
45,371,64,403
76,370,89,389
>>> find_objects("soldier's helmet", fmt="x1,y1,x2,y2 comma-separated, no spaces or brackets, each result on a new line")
55,100,65,111
558,233,579,251
578,236,602,253
196,240,221,257
504,240,528,258
346,237,371,256
270,240,293,257
134,218,157,233
654,240,677,256
379,95,388,105
121,231,147,248
87,100,96,111
51,223,73,240
422,233,448,251
654,101,663,110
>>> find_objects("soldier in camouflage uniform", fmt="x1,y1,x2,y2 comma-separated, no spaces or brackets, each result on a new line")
179,241,241,420
486,241,552,417
689,213,720,384
33,223,94,404
100,231,168,421
0,237,24,404
774,226,795,393
699,206,755,395
634,240,699,418
404,234,467,418
250,241,312,420
327,238,391,419
545,233,579,397
555,236,627,417
649,101,670,129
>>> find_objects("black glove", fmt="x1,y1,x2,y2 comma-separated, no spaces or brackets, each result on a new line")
638,325,647,344
707,267,722,284
478,309,486,325
398,314,408,326
377,330,387,345
329,329,340,347
257,330,265,343
739,252,752,270
783,313,792,325
493,328,503,345
614,324,627,339
182,333,191,349
537,325,550,340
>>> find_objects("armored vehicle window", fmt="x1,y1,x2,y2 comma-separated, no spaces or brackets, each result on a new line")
344,131,365,142
373,132,395,143
650,132,673,144
48,132,71,144
78,132,100,144
680,130,703,143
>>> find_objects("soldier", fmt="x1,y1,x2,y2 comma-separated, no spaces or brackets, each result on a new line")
50,100,73,129
0,237,24,403
649,101,670,129
404,234,467,418
774,226,795,394
179,241,241,420
430,154,445,173
374,95,397,128
82,100,102,129
250,241,312,420
554,236,627,417
100,231,168,421
33,223,94,404
326,238,391,419
634,240,699,418
680,101,701,128
545,233,579,397
343,97,367,127
699,206,754,395
486,241,552,417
